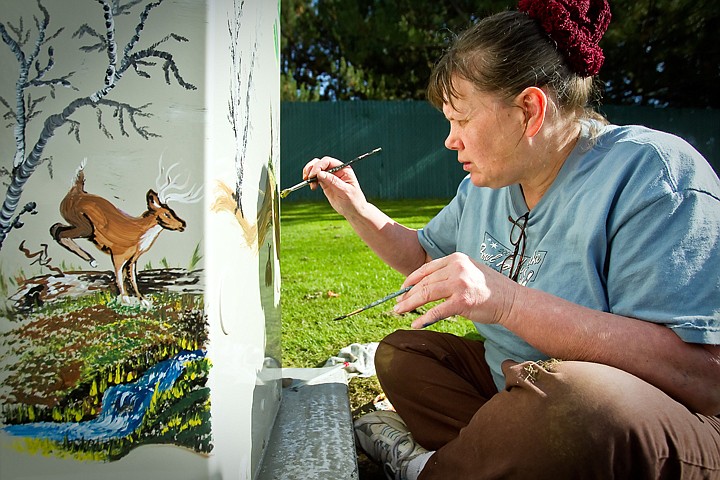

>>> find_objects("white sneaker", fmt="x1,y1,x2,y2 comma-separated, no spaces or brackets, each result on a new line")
354,410,429,480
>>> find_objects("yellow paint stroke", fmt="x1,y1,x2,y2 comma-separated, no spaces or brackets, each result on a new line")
212,181,258,248
211,166,279,252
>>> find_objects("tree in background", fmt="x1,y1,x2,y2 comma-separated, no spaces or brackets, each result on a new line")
602,0,719,108
281,0,719,108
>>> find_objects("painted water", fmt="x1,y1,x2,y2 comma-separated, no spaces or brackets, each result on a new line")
3,350,206,442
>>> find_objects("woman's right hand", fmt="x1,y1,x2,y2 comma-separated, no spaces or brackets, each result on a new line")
302,156,368,217
302,155,430,277
394,252,519,329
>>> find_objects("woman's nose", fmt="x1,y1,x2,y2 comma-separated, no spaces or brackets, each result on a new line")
445,127,463,151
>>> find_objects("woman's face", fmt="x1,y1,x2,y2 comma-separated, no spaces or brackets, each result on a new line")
442,77,528,189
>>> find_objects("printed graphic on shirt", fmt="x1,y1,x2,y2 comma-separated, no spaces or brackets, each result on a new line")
478,232,547,285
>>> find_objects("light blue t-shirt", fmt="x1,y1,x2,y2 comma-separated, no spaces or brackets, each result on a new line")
418,122,720,390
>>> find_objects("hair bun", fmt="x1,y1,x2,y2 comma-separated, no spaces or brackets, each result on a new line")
518,0,611,77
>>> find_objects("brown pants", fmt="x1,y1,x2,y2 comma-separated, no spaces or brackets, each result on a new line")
375,329,720,480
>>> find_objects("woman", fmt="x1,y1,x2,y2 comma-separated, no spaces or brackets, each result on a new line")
302,0,720,478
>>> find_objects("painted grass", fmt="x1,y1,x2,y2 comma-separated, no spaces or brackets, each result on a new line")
280,199,478,368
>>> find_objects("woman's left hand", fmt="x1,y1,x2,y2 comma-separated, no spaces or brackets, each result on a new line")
395,252,518,329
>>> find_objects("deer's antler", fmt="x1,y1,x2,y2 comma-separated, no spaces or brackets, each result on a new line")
156,156,203,204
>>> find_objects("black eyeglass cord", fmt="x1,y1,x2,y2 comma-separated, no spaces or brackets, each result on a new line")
503,211,529,282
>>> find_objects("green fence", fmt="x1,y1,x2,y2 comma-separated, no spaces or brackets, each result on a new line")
280,101,720,201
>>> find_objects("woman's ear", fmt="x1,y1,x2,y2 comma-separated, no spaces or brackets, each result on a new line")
517,86,547,137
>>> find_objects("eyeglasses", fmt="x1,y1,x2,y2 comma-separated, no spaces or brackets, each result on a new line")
502,211,529,282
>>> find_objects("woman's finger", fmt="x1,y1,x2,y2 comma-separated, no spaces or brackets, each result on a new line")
410,302,452,329
402,254,453,289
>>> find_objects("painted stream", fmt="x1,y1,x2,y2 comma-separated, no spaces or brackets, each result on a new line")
2,349,205,442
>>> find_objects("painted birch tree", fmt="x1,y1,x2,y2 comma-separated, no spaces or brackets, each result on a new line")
227,0,255,219
0,0,196,250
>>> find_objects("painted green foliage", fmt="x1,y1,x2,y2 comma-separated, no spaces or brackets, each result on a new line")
1,289,211,460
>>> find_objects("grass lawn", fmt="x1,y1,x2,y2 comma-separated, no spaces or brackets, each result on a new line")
281,199,482,479
280,199,478,369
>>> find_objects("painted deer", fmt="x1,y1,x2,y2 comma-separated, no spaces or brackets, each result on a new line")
50,159,201,306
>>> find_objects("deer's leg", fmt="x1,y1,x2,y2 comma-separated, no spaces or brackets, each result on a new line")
121,261,152,308
50,223,98,267
111,256,129,299
126,261,144,299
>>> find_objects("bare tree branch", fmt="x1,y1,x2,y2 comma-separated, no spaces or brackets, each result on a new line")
112,0,145,16
73,25,107,52
95,99,157,139
0,96,15,125
124,41,196,89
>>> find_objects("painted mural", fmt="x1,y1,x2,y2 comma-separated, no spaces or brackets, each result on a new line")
0,0,281,478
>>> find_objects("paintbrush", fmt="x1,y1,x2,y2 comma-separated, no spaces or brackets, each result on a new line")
333,285,414,321
280,147,382,199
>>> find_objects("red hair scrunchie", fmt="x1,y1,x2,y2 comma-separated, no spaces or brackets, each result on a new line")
518,0,611,77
